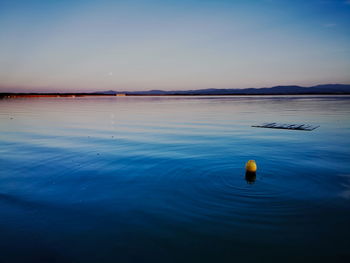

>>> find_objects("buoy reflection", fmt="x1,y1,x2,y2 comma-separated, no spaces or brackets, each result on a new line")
245,171,256,184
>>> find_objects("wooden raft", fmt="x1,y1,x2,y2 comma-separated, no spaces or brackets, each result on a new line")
252,122,319,131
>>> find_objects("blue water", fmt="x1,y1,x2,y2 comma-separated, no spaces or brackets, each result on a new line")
1,95,350,262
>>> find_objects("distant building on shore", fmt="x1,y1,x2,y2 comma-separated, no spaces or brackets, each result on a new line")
116,93,126,96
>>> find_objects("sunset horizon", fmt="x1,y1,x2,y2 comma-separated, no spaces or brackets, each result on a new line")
1,82,350,94
1,0,350,93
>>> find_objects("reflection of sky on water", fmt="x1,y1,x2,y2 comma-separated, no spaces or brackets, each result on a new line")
339,174,350,199
0,95,350,262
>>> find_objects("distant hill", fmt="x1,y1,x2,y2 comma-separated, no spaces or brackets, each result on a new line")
2,84,350,98
95,84,350,95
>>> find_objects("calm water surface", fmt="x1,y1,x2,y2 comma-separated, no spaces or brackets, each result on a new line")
1,96,350,262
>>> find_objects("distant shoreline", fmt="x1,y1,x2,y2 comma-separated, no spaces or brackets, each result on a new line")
2,84,349,98
2,93,350,99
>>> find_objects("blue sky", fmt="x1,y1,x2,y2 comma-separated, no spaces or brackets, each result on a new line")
0,0,349,92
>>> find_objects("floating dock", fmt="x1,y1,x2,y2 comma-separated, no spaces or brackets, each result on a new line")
252,122,319,131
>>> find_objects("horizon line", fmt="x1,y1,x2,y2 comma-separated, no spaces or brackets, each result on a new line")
1,83,350,94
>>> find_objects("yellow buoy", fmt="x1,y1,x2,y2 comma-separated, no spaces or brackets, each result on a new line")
245,160,257,173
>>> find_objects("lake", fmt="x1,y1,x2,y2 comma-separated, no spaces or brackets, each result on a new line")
1,95,350,262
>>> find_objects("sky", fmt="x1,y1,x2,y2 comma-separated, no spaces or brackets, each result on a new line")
0,0,350,92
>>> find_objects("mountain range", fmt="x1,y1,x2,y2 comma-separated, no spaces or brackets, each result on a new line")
95,84,350,95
